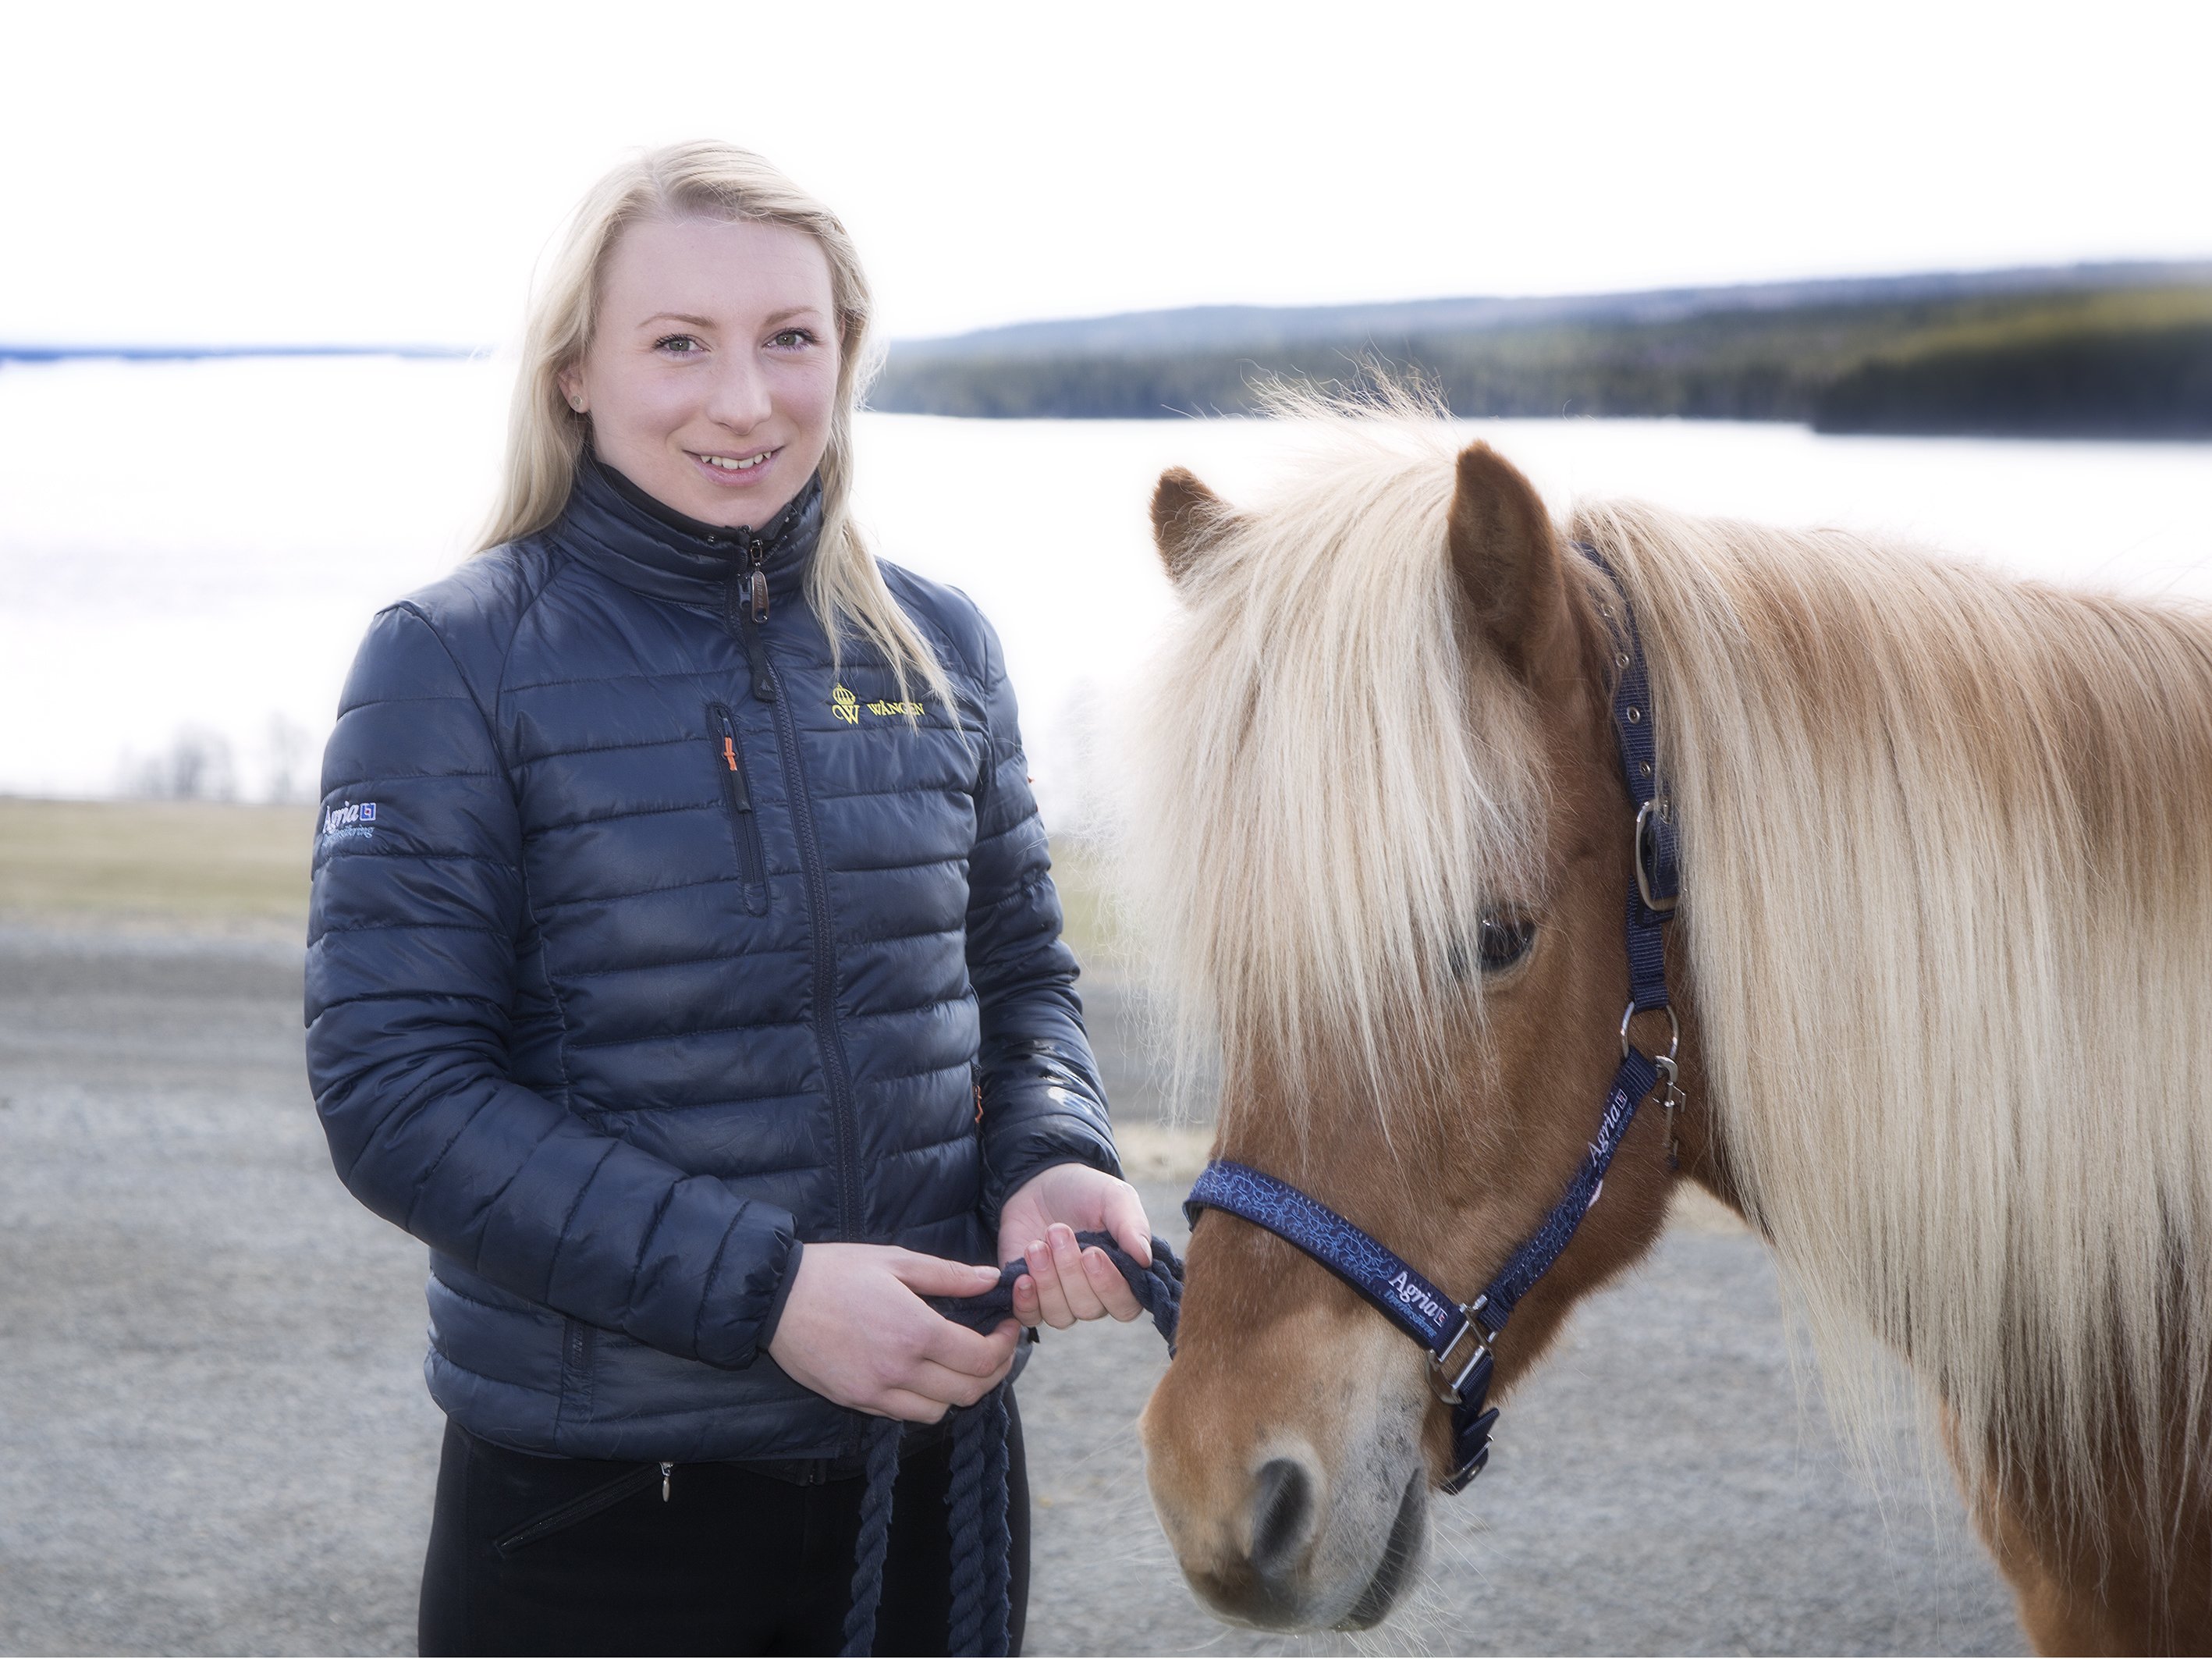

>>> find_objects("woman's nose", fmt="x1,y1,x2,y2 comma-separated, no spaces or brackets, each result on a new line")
705,357,775,432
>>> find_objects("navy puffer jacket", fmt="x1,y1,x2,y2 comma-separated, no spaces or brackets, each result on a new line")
305,456,1119,1462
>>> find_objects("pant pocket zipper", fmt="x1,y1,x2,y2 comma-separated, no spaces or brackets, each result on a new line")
492,1462,673,1557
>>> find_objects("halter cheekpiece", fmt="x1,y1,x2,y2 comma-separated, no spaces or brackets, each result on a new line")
1184,544,1682,1493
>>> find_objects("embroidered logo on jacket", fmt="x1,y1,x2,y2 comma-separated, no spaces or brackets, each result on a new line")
829,684,924,724
321,801,378,845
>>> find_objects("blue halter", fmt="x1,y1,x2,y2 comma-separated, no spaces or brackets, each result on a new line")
1184,549,1681,1494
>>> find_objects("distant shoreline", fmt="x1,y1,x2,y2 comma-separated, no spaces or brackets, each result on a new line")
0,343,478,364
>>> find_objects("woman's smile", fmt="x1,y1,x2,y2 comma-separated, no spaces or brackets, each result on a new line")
686,443,783,488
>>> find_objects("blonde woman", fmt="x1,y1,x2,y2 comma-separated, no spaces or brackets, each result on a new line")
306,142,1152,1655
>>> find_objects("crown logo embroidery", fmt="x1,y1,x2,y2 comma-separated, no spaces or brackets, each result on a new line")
830,685,861,725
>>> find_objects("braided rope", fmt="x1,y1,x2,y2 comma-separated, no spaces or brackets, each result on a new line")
943,1384,1003,1654
844,1233,1184,1656
840,1417,904,1657
978,1386,1011,1655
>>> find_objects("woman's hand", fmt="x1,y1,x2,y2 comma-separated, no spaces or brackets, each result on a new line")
998,1163,1156,1330
765,1244,1019,1423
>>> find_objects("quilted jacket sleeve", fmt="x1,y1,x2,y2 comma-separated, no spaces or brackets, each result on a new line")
304,600,799,1369
962,612,1123,1222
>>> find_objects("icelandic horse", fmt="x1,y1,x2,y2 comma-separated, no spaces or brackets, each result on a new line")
1124,403,2212,1652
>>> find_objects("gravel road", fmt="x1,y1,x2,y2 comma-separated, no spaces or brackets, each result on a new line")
0,927,2025,1655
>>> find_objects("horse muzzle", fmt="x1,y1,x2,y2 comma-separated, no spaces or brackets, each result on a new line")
1139,1302,1433,1632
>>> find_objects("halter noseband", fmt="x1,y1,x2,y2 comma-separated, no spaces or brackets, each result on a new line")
1184,546,1681,1494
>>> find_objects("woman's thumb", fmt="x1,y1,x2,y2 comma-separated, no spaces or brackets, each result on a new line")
891,1250,1004,1298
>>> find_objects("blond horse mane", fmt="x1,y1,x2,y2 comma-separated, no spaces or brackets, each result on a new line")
1584,495,2212,1551
1122,401,2212,1565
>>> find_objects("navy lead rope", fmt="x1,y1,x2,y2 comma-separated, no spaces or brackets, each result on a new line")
840,1233,1184,1657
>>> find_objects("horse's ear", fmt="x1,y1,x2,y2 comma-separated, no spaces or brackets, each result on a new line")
1152,467,1240,586
1447,442,1573,687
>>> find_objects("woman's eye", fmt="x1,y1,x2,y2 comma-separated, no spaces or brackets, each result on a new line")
654,334,703,354
1448,912,1536,980
768,328,816,350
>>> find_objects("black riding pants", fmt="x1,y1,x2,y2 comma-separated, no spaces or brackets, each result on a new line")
418,1400,1029,1657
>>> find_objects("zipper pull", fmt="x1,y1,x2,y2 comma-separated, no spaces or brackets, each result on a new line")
748,535,769,623
661,1462,674,1503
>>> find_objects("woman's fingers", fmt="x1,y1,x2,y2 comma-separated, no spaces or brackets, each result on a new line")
1021,1223,1129,1328
917,1313,1020,1378
907,1353,1014,1409
872,1318,1016,1416
1023,1236,1075,1329
1100,1180,1155,1266
871,1387,953,1424
1080,1243,1145,1322
1011,1270,1044,1328
888,1249,1009,1300
1048,1224,1112,1320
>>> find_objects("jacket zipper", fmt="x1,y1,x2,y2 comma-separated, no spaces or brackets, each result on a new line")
723,585,864,1245
707,702,769,911
491,1461,674,1556
746,530,771,623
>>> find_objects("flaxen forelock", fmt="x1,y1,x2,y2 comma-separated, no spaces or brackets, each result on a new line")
1120,402,1550,1130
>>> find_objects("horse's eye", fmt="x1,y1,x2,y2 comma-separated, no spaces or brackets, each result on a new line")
1447,912,1536,980
1475,912,1536,972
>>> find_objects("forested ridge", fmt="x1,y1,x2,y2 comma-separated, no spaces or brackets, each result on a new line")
872,266,2212,436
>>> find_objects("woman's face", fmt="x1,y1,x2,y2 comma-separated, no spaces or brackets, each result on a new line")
559,215,840,528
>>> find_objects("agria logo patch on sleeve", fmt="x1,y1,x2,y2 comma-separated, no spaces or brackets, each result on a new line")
321,801,379,846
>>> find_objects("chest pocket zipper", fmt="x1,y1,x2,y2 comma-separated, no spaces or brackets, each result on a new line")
708,702,770,915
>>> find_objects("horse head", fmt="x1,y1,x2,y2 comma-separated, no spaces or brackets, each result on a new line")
1131,433,1708,1630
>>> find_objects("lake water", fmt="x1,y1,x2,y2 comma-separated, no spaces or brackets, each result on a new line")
2,355,2207,825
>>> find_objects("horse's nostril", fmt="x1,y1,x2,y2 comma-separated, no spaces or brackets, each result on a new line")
1248,1457,1315,1579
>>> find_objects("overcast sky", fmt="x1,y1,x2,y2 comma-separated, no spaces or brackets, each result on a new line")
6,0,2208,347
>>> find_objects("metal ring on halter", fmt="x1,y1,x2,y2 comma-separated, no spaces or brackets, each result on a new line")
1619,1000,1681,1064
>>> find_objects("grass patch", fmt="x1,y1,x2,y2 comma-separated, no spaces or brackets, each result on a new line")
0,800,1132,962
0,796,311,934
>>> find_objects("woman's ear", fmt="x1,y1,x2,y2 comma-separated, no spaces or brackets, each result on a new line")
1447,442,1574,691
1150,467,1242,587
557,367,588,414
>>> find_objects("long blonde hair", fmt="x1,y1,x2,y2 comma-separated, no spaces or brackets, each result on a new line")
481,140,946,699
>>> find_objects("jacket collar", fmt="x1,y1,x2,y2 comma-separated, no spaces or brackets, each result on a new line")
555,449,825,612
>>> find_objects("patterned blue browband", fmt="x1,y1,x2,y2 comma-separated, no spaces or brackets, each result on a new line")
1183,545,1678,1494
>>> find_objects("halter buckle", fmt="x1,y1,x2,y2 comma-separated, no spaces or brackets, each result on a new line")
1634,798,1678,913
1426,1295,1495,1406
